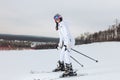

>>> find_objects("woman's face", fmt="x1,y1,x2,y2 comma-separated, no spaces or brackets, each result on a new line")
55,18,60,23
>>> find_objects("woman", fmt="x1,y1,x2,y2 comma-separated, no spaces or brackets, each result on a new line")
53,14,77,77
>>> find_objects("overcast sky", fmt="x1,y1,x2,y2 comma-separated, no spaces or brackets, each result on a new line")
0,0,120,37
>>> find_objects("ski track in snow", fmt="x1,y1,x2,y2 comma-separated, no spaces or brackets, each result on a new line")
0,42,120,80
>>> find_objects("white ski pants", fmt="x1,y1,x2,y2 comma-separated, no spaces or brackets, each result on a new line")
59,46,71,64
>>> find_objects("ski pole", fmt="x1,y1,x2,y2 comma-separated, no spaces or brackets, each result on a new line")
70,56,84,67
71,48,98,63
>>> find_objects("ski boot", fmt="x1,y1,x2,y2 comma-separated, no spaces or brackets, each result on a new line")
53,61,65,72
60,63,77,78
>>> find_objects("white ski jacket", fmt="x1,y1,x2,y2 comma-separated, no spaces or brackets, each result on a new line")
58,21,75,49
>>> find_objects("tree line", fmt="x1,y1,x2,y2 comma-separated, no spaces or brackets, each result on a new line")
76,22,120,45
0,39,57,50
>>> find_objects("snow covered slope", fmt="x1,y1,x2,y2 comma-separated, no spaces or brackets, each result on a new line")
0,42,120,80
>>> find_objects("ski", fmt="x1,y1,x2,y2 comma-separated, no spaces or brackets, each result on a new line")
30,70,65,74
30,70,55,74
30,69,79,74
49,73,88,80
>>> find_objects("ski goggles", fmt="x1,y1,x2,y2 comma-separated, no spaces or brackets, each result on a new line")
54,15,61,20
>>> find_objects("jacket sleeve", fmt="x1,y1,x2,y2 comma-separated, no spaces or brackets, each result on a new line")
58,31,63,47
61,25,70,46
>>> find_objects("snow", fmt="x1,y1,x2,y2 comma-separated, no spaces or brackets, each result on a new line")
0,42,120,80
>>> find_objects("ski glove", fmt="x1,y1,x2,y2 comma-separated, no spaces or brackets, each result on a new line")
64,44,71,52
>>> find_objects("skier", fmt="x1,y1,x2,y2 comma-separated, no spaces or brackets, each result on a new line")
53,14,77,77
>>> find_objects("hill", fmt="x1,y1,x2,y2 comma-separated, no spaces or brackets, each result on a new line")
0,42,120,80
